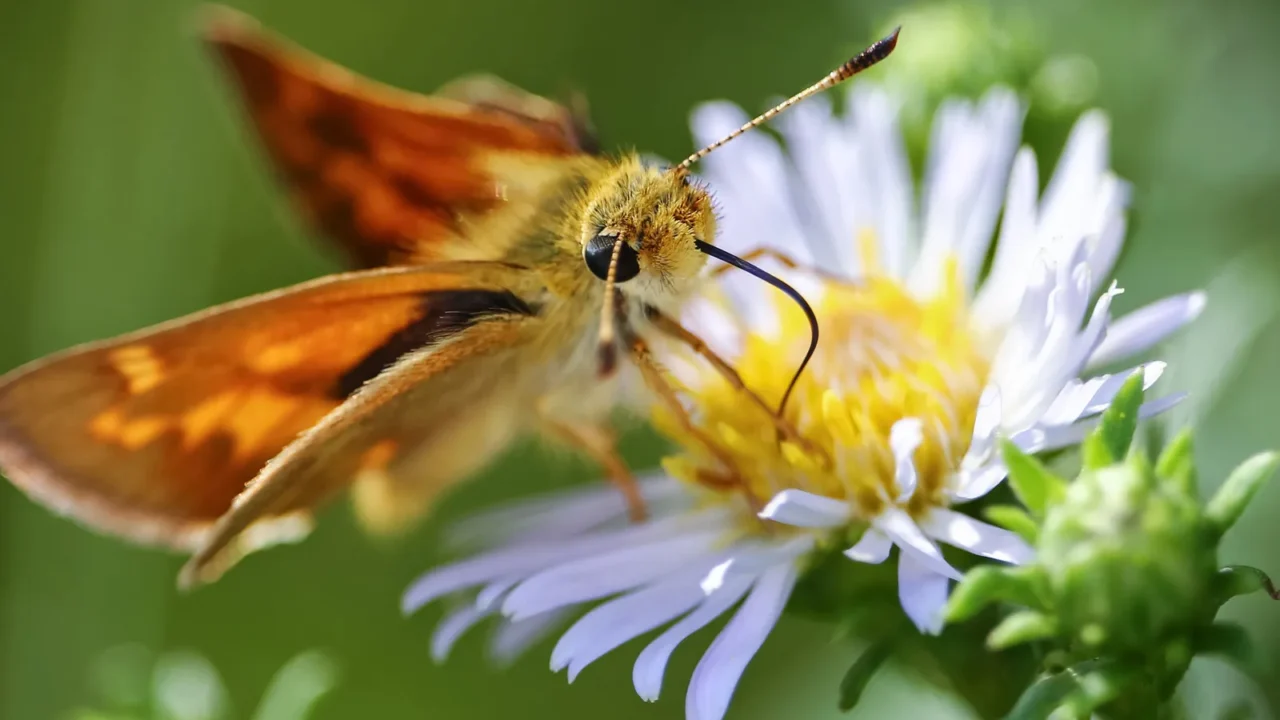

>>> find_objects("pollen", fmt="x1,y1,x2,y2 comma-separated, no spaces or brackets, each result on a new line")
657,252,989,521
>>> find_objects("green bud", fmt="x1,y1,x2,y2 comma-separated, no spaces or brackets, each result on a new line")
1038,455,1216,653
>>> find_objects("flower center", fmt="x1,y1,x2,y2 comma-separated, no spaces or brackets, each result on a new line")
659,249,990,521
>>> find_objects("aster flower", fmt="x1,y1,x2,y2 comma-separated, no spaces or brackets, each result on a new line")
402,85,1201,720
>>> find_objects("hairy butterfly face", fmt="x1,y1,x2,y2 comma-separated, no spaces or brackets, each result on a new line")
580,158,716,313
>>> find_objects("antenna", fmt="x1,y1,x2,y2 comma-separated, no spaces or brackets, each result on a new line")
673,27,901,174
597,28,902,388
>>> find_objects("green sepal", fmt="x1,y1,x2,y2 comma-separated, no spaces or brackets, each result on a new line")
1155,429,1198,496
988,610,1057,650
1205,451,1279,537
1000,439,1067,517
946,566,1046,624
984,504,1040,545
1214,565,1280,605
1084,371,1146,469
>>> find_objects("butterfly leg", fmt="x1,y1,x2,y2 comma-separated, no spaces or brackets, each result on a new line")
623,331,757,506
539,414,646,522
643,306,829,466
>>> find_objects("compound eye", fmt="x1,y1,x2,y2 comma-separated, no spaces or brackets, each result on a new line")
584,234,640,283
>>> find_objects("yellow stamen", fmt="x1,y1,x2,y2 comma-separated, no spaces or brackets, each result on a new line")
662,251,989,522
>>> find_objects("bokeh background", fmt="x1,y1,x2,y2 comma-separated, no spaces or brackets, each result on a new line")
2,0,1279,718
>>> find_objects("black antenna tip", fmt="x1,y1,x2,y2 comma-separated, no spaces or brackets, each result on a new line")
884,26,903,49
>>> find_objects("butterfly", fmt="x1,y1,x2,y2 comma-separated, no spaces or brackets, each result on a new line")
0,5,899,587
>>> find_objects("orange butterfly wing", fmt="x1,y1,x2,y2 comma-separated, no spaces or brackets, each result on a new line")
0,264,538,559
203,6,595,268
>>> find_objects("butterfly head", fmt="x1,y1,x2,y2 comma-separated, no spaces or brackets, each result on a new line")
580,156,716,314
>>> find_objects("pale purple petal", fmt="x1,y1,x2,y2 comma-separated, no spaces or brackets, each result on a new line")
502,529,724,620
632,576,754,702
844,528,892,564
431,604,492,662
446,475,685,550
1087,292,1206,369
551,566,711,681
686,563,798,720
897,551,951,635
488,609,573,667
405,508,723,614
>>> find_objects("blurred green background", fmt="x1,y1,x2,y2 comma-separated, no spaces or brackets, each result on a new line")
2,0,1279,718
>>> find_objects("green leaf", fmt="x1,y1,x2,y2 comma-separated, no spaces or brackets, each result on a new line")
1000,440,1067,517
1086,371,1146,468
1215,565,1280,605
837,640,893,712
1206,451,1280,536
984,504,1040,544
946,566,1046,624
1193,622,1260,676
988,610,1057,650
1155,428,1197,495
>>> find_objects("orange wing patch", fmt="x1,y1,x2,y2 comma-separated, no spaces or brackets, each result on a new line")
203,6,592,268
0,265,537,551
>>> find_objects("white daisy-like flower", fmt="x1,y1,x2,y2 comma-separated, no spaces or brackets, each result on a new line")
402,85,1202,720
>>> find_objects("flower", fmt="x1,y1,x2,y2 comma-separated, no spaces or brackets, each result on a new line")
402,84,1202,720
671,83,1198,632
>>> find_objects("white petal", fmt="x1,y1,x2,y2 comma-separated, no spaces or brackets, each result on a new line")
844,528,892,564
554,568,709,682
774,94,858,273
1014,393,1188,453
690,102,815,263
501,529,723,620
920,508,1034,565
632,576,754,702
1039,362,1165,427
488,609,573,667
1088,292,1206,369
686,563,798,720
972,147,1040,330
897,551,951,635
758,489,851,528
431,604,491,663
951,461,1009,502
1038,111,1110,253
876,507,963,581
847,85,914,278
890,418,925,501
